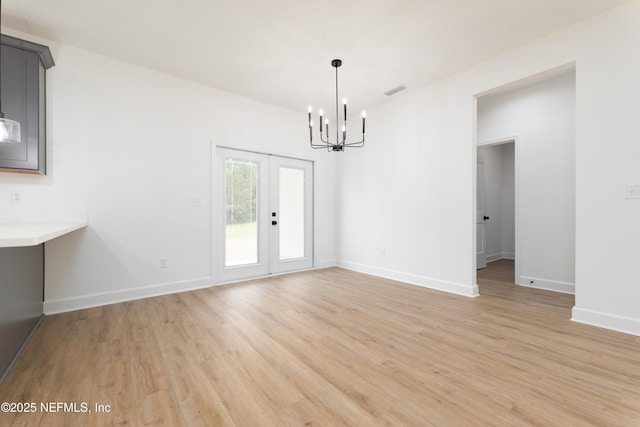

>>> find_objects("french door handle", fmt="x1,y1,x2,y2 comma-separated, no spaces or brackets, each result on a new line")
272,220,278,225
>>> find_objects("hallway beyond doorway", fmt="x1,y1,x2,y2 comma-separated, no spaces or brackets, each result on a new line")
478,259,574,309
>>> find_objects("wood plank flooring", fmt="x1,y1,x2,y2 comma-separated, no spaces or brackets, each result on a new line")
1,262,639,426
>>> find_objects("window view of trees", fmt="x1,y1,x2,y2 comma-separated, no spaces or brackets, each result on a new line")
225,159,258,266
225,159,257,226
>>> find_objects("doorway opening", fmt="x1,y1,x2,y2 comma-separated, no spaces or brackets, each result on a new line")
474,67,576,297
477,140,517,282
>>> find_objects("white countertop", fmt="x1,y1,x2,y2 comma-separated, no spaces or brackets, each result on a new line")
0,213,88,248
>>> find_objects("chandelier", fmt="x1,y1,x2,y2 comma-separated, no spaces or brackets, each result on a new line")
308,59,365,151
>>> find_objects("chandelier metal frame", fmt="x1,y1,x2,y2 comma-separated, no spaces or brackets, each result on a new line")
308,59,365,152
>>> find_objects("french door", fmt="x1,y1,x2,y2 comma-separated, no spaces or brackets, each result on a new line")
215,148,313,282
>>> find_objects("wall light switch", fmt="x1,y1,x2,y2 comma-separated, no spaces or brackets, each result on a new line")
10,191,22,204
624,185,640,199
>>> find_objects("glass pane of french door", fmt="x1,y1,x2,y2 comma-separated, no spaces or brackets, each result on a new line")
269,156,313,274
279,167,305,260
225,158,258,266
216,149,269,282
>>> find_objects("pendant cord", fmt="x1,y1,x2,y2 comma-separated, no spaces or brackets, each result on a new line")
334,64,339,147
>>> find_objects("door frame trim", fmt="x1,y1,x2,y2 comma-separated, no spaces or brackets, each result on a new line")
216,145,313,163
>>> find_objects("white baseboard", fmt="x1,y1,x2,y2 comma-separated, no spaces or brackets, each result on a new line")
572,307,640,337
487,253,515,262
315,258,337,269
215,264,334,286
337,260,479,298
43,260,475,314
487,254,502,262
44,277,213,315
518,275,575,294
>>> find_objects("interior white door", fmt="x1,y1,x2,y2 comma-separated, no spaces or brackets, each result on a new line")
476,160,488,269
216,148,313,282
269,156,313,274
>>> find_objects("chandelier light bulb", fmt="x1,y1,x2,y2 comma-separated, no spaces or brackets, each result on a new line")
0,122,7,140
0,116,21,144
361,110,366,134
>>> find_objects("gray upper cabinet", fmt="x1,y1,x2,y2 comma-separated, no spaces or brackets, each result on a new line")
0,35,54,175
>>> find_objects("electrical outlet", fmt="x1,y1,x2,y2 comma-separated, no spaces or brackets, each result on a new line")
191,197,202,207
159,258,168,268
624,185,640,199
10,191,22,204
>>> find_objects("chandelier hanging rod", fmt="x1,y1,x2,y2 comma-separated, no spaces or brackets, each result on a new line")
308,59,365,152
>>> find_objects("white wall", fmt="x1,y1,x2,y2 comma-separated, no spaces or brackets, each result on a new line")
3,1,640,336
478,73,575,293
0,31,337,313
338,0,640,335
337,79,480,297
477,143,515,263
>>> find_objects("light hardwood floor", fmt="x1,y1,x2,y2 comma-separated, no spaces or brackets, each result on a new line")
1,262,639,426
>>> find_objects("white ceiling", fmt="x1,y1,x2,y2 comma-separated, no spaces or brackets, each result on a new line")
2,0,628,114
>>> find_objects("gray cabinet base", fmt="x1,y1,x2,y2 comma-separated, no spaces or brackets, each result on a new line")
0,244,44,383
